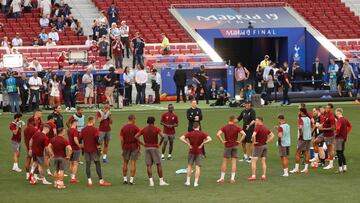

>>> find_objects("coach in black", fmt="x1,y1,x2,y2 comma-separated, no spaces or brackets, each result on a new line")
173,64,187,103
236,101,256,163
193,65,209,104
186,100,203,132
51,105,64,131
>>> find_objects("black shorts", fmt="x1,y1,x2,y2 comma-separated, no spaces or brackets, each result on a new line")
242,129,254,143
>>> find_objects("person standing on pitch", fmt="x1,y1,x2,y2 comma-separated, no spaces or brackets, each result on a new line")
290,108,312,174
160,104,179,160
120,114,141,185
67,119,81,183
216,116,246,184
81,116,111,187
334,108,352,173
97,104,113,163
135,116,169,187
275,115,291,177
48,128,72,189
193,65,209,104
180,122,212,187
9,113,23,172
187,100,205,156
236,101,256,163
248,117,275,181
173,64,187,103
314,103,336,169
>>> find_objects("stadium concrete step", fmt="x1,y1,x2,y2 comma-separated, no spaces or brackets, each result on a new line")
67,0,101,35
342,0,360,18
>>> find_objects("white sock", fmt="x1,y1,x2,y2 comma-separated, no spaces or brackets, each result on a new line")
295,163,299,170
47,169,51,174
13,163,18,168
329,160,334,167
304,164,309,170
284,168,288,174
244,154,248,159
339,167,343,172
123,176,128,182
99,179,104,184
30,165,35,174
88,178,92,184
103,154,107,159
343,165,347,171
231,172,236,180
130,176,134,183
314,153,319,160
251,174,256,178
161,154,164,158
186,176,191,183
168,154,172,157
149,177,153,183
194,178,199,185
71,174,75,179
220,172,225,180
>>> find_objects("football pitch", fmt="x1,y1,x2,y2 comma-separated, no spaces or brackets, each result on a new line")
0,102,359,203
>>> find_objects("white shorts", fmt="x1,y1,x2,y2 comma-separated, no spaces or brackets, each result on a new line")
85,87,94,98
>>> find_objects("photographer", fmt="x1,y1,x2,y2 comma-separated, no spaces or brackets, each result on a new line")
151,69,161,104
104,67,118,106
214,86,229,106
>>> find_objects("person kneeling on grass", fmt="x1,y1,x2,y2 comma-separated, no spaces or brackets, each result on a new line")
135,116,169,187
48,128,72,189
180,122,212,187
28,124,52,185
290,108,312,174
216,115,246,184
248,117,275,181
275,114,291,177
80,116,111,187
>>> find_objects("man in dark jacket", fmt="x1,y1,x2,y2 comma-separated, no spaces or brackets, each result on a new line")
173,64,187,103
292,62,305,92
311,57,325,90
18,73,29,113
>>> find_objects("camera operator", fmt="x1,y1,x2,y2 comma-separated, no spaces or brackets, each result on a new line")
151,68,161,104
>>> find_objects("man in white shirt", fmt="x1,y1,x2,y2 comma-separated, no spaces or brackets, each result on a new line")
151,69,161,104
39,15,50,27
135,65,148,104
29,59,43,72
85,35,93,46
48,28,60,42
12,33,23,47
120,21,130,58
11,0,22,18
46,38,57,47
82,68,94,107
263,62,276,81
28,72,42,111
40,0,52,17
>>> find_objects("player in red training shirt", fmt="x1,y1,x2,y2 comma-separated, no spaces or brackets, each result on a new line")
48,128,72,189
27,110,43,130
68,119,81,182
81,116,111,187
97,104,113,163
9,113,24,173
120,114,140,185
135,116,169,187
43,114,58,177
28,124,52,185
248,117,275,181
315,103,336,169
24,117,39,180
216,115,246,184
334,108,352,173
160,104,179,160
180,122,212,187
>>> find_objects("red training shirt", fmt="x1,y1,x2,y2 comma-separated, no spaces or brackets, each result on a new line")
220,124,242,147
120,123,140,150
97,111,111,132
138,125,161,148
31,131,49,157
184,130,208,155
323,112,336,137
50,136,70,158
161,112,178,135
24,125,38,150
9,122,21,143
254,125,271,146
80,126,100,153
336,117,352,141
68,128,80,150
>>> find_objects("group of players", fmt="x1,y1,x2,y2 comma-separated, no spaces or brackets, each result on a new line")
8,100,352,188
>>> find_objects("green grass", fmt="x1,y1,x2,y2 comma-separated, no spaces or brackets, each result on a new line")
0,102,359,203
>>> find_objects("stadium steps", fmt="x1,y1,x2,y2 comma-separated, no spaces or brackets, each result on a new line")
67,0,101,35
342,0,360,18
